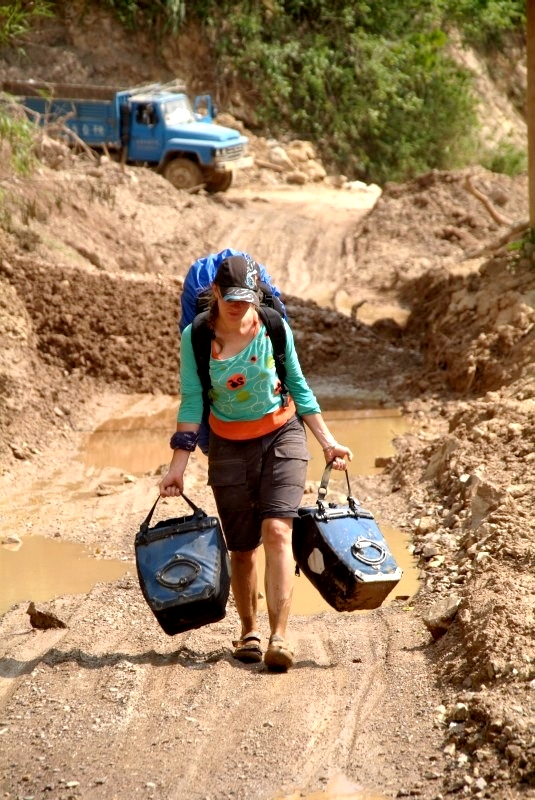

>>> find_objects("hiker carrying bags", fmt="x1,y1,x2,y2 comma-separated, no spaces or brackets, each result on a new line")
160,252,353,671
179,249,287,454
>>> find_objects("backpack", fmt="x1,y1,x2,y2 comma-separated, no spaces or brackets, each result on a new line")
179,249,286,332
181,250,289,444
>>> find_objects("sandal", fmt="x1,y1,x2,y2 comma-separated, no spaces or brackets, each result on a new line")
264,634,294,672
232,632,263,664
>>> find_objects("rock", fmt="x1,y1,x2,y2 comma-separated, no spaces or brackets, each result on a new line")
507,483,531,498
286,170,308,185
423,596,462,640
450,702,470,722
505,744,523,761
422,541,441,558
269,146,295,170
423,437,460,481
304,159,327,182
417,515,437,533
470,479,505,527
26,601,67,630
2,534,21,544
9,442,28,460
286,139,317,162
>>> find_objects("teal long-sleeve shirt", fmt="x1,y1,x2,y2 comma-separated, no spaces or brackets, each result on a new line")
178,318,321,425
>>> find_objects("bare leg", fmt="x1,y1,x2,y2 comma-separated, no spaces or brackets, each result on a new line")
261,517,294,638
230,548,258,637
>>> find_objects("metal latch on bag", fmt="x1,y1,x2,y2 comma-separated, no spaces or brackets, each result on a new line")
156,556,201,590
351,537,386,567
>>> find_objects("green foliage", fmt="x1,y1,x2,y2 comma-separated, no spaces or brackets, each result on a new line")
480,140,527,177
0,100,37,175
98,0,186,33
0,1,53,46
439,0,525,49
506,229,535,276
201,4,480,182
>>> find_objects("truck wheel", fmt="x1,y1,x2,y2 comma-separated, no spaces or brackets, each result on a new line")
205,172,233,193
163,158,203,191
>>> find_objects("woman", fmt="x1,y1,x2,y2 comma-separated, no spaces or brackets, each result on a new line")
160,254,353,671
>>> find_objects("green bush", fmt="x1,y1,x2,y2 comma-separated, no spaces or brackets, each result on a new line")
0,1,53,46
98,0,186,32
0,101,37,175
480,140,527,177
439,0,525,49
202,5,479,182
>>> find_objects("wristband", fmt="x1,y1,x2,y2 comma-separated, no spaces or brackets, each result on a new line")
323,442,337,453
170,431,199,452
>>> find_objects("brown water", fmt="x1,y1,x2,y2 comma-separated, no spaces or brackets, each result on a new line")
83,400,420,611
83,403,410,481
0,400,418,617
0,536,130,615
277,772,388,798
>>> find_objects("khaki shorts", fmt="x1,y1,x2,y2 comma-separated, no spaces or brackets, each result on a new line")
207,415,310,552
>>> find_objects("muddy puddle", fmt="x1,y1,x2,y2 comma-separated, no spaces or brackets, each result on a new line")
280,772,388,799
83,397,420,613
83,402,410,481
0,397,419,617
0,535,129,615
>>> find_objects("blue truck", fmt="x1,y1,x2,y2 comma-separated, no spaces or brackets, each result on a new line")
2,79,253,193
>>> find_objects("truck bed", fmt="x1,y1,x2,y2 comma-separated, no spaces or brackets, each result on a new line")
2,80,120,101
2,79,188,102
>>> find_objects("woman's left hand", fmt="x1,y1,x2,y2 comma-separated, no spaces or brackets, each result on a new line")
324,442,353,470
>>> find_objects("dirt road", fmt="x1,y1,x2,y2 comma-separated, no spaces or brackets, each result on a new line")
0,442,446,800
0,175,452,800
1,2,535,795
1,163,534,800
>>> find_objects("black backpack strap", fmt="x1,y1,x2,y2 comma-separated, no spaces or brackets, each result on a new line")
258,306,289,408
195,287,212,316
190,310,213,419
190,306,289,412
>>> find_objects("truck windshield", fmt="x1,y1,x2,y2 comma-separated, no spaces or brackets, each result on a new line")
162,97,195,125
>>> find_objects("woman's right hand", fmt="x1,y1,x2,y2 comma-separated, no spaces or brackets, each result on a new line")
159,469,184,497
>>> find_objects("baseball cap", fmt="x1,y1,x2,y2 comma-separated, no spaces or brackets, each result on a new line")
214,255,260,306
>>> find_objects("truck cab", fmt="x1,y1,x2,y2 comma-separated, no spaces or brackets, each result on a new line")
119,82,252,192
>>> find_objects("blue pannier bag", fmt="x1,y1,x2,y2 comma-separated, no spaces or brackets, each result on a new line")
135,493,231,635
293,463,403,611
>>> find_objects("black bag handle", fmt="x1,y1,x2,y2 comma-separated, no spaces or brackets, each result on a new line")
315,461,359,517
139,493,204,536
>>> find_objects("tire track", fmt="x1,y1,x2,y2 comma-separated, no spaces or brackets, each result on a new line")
209,190,369,306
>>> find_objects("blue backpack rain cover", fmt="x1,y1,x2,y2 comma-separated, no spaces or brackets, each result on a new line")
179,248,286,332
